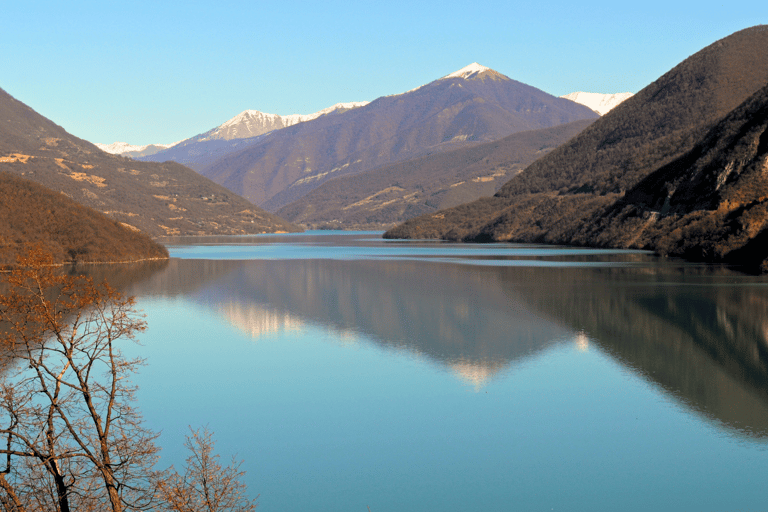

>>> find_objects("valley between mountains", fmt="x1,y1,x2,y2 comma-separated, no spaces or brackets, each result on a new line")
5,26,768,270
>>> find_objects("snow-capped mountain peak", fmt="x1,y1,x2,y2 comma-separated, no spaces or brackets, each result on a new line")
560,92,634,116
443,63,492,80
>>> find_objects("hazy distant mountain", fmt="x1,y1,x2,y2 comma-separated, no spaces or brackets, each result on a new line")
136,102,368,169
0,87,300,237
560,92,633,115
185,63,598,211
94,141,182,158
385,26,768,270
277,119,594,228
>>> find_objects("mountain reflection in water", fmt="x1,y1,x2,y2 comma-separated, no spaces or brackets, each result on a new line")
109,235,768,439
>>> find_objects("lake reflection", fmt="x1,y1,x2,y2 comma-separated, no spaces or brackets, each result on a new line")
111,232,768,511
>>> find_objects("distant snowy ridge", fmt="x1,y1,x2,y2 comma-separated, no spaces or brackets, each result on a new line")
207,101,369,141
95,140,182,155
97,101,369,154
561,92,634,116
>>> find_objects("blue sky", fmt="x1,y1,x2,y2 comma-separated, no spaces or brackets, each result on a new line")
1,0,766,146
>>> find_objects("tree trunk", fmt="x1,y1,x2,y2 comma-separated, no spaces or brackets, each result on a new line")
47,460,70,512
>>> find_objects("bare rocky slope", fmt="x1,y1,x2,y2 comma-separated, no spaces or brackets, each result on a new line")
385,26,768,271
0,87,300,237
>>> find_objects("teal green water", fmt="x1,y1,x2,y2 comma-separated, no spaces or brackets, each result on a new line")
123,232,768,511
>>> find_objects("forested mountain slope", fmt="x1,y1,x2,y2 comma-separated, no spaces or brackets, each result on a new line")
0,172,168,266
572,82,768,269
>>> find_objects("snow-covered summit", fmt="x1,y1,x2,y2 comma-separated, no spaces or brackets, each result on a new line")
443,63,493,80
97,101,370,154
560,92,634,116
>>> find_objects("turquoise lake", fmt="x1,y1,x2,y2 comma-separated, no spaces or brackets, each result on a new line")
113,231,768,511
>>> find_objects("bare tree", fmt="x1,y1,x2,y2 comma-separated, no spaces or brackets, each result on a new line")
0,248,161,512
157,426,258,512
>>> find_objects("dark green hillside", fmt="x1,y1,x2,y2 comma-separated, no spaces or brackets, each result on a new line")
0,87,301,237
277,119,594,229
385,25,768,257
0,172,168,266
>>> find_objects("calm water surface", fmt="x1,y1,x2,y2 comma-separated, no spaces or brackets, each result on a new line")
114,231,768,512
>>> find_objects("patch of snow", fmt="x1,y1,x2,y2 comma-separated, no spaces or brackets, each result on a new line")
94,140,183,155
443,63,491,80
560,92,634,116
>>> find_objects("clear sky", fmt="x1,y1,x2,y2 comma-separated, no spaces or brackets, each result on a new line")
1,0,766,146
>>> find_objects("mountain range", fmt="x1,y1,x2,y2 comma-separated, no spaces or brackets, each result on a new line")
94,68,629,230
0,87,300,237
99,89,626,163
139,63,599,212
385,25,768,271
121,101,371,169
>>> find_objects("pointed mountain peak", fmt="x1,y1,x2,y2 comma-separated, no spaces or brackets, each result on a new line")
443,62,501,80
445,62,490,78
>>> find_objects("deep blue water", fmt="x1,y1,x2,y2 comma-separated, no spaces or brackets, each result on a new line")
121,231,768,511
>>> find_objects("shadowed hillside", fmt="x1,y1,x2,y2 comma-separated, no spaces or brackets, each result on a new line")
0,172,168,266
0,87,300,237
568,82,768,269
